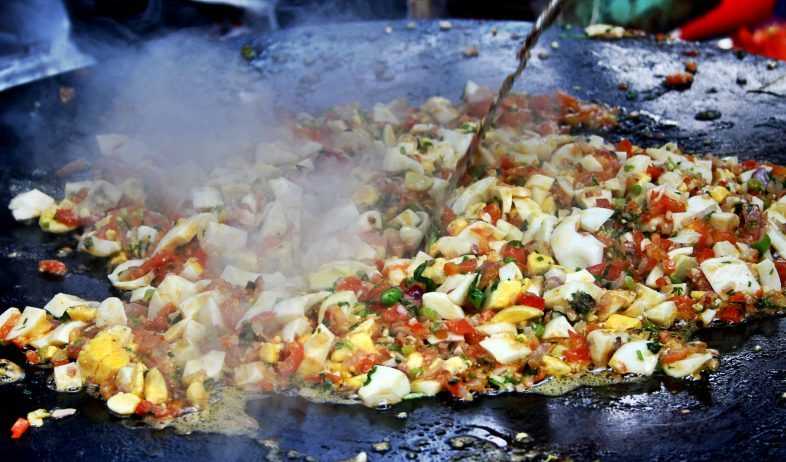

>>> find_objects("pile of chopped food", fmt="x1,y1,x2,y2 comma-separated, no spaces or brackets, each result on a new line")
3,80,785,425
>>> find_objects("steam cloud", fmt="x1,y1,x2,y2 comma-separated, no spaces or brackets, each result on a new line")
67,31,386,285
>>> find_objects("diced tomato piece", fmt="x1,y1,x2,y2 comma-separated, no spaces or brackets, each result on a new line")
712,230,737,244
125,250,176,280
615,138,634,157
664,72,693,89
445,381,469,399
277,342,304,377
360,285,386,305
409,321,428,337
632,231,645,256
564,331,590,363
445,319,475,336
135,400,154,416
772,165,786,179
500,243,528,267
646,165,664,181
430,329,447,340
718,305,744,324
381,306,410,324
587,262,607,277
0,312,20,339
605,260,626,280
445,319,484,344
740,159,758,170
10,418,30,439
594,198,612,209
25,350,40,365
555,91,580,111
444,259,477,276
695,246,715,263
660,349,689,364
54,208,80,227
445,319,472,335
516,293,545,310
499,155,516,170
648,193,686,217
727,293,747,304
671,295,696,320
482,202,502,224
353,355,377,374
38,259,67,277
335,276,364,293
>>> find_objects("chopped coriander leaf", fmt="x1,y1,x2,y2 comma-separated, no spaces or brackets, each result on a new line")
568,291,596,315
646,341,662,354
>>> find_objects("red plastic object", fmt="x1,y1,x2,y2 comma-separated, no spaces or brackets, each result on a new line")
734,23,786,60
680,0,776,40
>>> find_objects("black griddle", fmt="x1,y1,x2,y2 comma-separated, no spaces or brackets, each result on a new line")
1,19,786,461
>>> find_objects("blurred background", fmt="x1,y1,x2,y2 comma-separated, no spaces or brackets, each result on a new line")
1,0,786,93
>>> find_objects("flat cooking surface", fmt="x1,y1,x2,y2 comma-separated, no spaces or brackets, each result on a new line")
1,19,786,461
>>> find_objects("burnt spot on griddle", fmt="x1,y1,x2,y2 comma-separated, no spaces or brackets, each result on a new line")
695,109,722,121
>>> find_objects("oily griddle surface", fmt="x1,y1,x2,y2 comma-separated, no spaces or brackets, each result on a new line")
1,19,786,461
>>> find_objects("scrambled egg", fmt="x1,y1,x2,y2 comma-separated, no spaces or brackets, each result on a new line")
78,328,133,384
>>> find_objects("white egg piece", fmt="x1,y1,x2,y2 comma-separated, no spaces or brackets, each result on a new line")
9,189,55,221
422,292,465,320
108,259,154,291
550,215,604,269
96,297,127,327
479,334,532,365
44,293,91,318
609,340,658,376
700,257,760,298
358,366,411,407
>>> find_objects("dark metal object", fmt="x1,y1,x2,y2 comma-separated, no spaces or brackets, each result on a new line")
476,0,566,143
1,19,786,461
447,0,565,228
0,0,94,92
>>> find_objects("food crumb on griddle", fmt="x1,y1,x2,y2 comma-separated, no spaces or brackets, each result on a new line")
664,72,694,90
463,46,479,58
38,259,67,277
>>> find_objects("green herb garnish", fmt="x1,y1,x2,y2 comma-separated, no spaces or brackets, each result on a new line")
568,291,596,315
752,234,771,254
381,287,403,306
